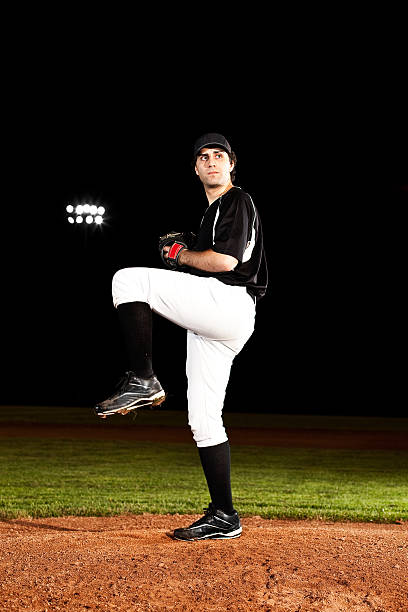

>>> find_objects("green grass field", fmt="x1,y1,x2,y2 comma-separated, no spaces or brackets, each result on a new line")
0,407,407,522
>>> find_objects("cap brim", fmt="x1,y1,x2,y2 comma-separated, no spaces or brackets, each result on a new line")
194,142,231,157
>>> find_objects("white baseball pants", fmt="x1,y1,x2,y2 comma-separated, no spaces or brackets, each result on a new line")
112,267,255,447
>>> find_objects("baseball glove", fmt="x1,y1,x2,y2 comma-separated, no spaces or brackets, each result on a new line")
158,230,197,270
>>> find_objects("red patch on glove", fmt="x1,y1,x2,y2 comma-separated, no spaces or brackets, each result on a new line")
168,242,184,260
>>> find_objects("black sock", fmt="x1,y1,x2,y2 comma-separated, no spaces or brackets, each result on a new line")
198,441,234,515
117,302,153,378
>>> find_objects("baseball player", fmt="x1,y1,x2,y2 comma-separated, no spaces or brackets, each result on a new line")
95,133,268,540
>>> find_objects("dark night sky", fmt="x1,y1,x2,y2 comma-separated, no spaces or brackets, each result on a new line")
2,74,406,417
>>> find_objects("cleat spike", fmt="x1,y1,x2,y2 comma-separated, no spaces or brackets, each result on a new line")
152,394,166,407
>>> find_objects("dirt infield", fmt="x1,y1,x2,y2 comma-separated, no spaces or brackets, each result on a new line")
0,515,407,611
1,423,408,449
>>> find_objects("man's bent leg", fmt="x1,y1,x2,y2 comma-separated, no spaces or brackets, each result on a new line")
96,267,234,418
94,299,163,418
112,267,255,341
117,301,153,378
94,269,171,418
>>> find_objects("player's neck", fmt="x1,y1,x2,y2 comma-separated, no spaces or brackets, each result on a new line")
205,181,234,205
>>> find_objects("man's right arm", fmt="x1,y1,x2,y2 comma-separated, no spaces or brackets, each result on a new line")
165,246,238,273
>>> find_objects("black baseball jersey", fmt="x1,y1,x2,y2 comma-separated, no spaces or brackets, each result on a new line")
189,186,268,301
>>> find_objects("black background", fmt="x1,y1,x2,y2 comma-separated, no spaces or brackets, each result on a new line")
2,50,406,417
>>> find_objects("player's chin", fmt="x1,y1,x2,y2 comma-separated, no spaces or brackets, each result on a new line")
205,177,223,188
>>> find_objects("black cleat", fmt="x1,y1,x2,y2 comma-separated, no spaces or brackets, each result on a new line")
173,504,242,541
94,371,166,418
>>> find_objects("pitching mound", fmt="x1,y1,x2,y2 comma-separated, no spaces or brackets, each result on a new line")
1,514,406,611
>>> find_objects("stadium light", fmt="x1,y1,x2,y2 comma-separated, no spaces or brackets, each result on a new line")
65,199,107,226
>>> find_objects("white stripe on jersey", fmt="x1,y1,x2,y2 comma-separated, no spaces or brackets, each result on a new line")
209,187,257,263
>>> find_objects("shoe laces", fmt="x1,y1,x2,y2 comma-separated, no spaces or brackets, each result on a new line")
106,371,133,399
202,503,216,517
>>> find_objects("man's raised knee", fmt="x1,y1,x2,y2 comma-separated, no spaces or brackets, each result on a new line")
112,267,149,308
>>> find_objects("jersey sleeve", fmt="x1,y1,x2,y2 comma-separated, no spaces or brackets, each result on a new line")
212,191,252,263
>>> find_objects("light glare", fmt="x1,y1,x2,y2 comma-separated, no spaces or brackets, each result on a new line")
66,199,107,226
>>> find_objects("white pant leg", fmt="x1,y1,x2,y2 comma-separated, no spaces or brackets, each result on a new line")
112,267,255,343
186,331,234,447
112,267,255,446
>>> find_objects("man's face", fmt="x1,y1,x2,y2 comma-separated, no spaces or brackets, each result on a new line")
195,147,234,188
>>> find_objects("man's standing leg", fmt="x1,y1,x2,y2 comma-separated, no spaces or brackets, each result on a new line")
172,331,242,540
188,331,235,513
198,442,234,514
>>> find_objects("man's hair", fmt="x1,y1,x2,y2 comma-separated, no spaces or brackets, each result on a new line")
229,151,237,182
192,150,237,182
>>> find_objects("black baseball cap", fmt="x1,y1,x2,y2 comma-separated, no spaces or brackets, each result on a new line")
193,133,232,158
